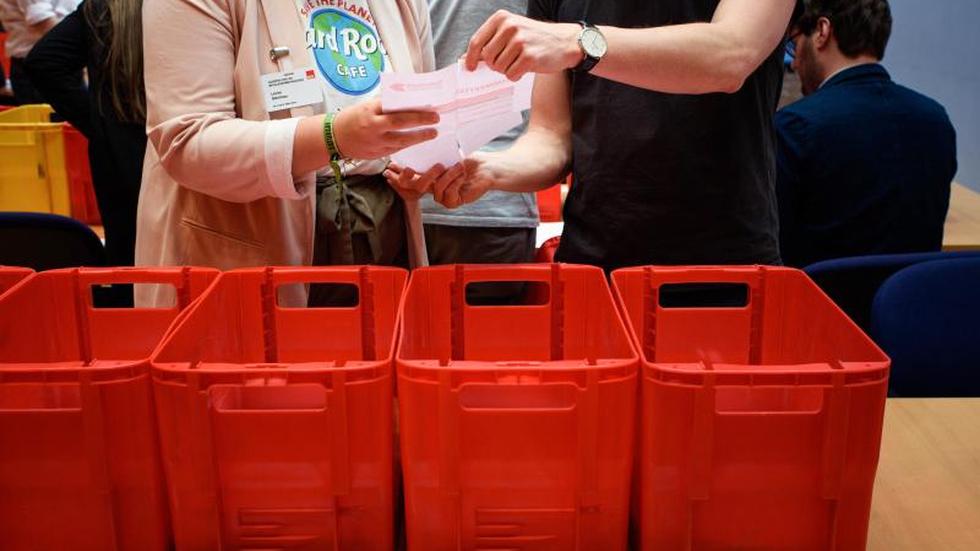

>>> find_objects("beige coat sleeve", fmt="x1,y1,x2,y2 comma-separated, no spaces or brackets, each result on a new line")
410,0,436,72
143,0,308,204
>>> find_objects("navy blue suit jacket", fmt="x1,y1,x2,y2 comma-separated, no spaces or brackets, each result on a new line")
776,64,957,267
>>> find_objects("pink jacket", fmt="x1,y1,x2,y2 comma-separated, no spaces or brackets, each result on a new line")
136,0,434,305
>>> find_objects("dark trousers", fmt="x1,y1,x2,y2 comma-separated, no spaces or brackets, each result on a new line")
423,224,536,305
88,134,144,267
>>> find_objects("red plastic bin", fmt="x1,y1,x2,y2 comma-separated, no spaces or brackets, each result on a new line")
0,267,218,551
0,266,32,296
0,31,9,77
536,236,561,263
397,264,639,550
63,125,101,225
536,180,563,223
151,266,407,551
611,266,890,551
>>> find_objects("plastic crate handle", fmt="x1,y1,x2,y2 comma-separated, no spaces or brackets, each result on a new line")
75,267,211,310
639,265,768,289
638,266,767,364
447,264,567,361
267,265,405,288
449,263,564,286
260,267,399,364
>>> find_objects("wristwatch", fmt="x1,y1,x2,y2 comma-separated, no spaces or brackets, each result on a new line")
572,21,607,73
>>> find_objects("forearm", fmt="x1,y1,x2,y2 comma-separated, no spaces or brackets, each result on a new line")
483,126,570,193
483,0,794,94
590,0,794,94
292,115,330,179
148,115,314,203
592,23,770,94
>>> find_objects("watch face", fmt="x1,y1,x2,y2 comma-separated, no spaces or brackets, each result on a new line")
581,28,608,59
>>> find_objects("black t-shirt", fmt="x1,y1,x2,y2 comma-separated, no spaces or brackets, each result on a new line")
529,0,784,270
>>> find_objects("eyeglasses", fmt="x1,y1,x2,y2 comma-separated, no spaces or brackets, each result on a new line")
784,41,797,65
784,30,804,63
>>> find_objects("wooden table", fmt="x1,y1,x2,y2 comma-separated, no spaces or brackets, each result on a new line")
867,398,980,550
944,183,980,251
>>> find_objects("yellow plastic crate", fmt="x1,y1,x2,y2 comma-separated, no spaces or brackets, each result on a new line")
0,104,54,123
0,104,72,215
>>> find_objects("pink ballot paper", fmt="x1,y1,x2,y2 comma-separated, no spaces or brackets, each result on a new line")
380,61,534,172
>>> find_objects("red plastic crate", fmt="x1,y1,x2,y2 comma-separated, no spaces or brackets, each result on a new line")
62,125,101,225
397,264,639,550
151,266,407,550
536,236,561,263
536,182,563,223
0,32,9,78
0,266,32,296
0,267,218,551
611,266,890,551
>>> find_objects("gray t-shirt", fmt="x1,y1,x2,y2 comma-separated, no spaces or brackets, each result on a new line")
422,0,539,228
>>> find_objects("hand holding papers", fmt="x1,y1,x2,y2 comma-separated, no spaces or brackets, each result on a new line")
380,61,534,172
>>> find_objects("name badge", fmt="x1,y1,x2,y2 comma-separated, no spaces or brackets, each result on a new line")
261,67,322,112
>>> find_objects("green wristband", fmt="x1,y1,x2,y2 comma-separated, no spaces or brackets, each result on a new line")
323,112,344,185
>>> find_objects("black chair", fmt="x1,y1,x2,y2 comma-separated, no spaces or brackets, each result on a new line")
804,251,980,332
0,212,106,270
871,257,980,397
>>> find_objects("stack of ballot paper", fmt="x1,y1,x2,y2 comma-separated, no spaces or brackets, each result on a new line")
380,61,534,172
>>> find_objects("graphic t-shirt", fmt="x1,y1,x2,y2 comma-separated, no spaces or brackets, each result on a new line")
296,0,391,176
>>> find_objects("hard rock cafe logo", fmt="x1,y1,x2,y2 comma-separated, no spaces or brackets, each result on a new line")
306,8,385,95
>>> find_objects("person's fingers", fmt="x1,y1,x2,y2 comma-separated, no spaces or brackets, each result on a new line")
465,11,506,70
505,55,532,82
382,110,440,130
393,167,417,191
433,164,466,202
460,182,486,206
383,164,402,179
382,169,399,185
386,169,421,200
384,167,414,197
411,164,445,194
384,128,439,151
441,178,464,209
362,98,383,115
433,169,459,205
386,162,405,178
494,38,523,75
481,21,517,73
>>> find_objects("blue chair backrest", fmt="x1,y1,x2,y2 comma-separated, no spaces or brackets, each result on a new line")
805,251,980,332
0,212,106,270
871,257,980,397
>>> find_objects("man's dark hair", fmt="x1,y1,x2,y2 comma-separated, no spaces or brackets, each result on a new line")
797,0,893,59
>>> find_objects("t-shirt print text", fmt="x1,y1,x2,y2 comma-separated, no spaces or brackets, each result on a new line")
303,2,385,95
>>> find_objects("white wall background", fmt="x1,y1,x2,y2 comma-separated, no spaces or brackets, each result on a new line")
885,0,979,191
